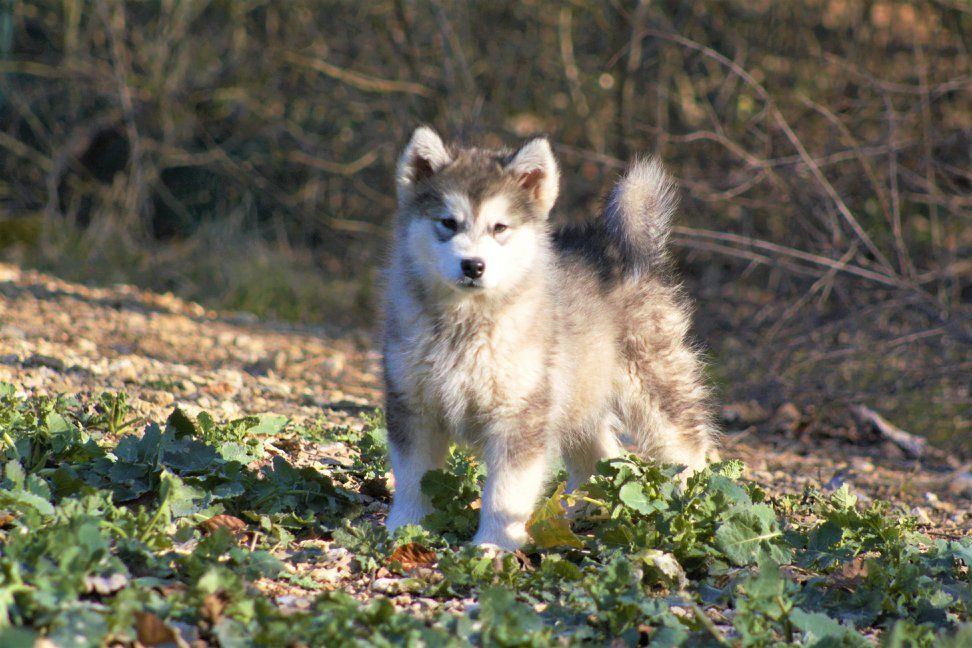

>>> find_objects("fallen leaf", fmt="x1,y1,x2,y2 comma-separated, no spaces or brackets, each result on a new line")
512,549,535,571
199,514,247,536
200,593,225,624
839,556,869,579
526,483,584,549
135,611,178,646
84,573,128,595
359,476,390,500
387,542,437,571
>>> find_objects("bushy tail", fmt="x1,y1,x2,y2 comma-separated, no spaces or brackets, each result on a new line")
602,157,678,279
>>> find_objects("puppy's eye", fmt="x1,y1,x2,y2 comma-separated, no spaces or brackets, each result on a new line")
493,223,508,235
439,218,458,231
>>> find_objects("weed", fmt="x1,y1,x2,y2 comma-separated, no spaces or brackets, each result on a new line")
0,385,968,645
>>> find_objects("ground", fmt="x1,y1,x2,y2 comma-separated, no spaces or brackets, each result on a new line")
0,262,969,645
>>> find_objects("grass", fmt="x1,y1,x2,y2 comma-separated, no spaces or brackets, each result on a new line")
2,221,376,327
0,384,969,646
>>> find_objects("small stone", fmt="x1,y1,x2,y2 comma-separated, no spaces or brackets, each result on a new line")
372,577,403,594
721,400,769,427
146,391,175,407
947,471,972,498
910,507,933,525
74,337,97,354
107,358,139,382
770,402,801,433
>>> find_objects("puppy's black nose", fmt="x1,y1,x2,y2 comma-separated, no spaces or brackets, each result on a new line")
461,258,485,279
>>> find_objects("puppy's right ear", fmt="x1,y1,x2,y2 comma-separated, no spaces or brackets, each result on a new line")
396,126,451,201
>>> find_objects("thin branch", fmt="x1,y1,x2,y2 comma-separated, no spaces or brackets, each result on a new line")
287,150,379,176
280,51,433,97
672,226,907,288
634,28,898,276
558,7,590,118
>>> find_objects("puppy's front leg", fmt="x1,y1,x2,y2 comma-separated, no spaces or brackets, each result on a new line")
386,396,447,534
473,433,549,551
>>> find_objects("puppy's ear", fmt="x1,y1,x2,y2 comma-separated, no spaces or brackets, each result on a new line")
396,126,452,201
505,138,560,215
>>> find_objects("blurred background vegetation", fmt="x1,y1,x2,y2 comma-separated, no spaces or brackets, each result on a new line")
0,0,968,452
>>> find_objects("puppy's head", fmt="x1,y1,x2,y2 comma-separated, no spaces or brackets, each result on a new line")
395,127,559,298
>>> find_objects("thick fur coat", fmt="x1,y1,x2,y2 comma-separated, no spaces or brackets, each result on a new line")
382,127,716,550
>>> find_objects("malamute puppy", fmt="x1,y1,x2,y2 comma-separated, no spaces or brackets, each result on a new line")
383,127,716,550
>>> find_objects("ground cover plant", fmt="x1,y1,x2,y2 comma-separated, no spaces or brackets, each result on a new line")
0,385,968,646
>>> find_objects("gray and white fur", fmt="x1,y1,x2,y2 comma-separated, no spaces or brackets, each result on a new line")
382,126,716,550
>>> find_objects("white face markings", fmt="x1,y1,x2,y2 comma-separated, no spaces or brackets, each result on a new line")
413,191,539,294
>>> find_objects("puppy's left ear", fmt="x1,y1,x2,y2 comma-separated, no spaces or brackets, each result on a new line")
506,138,560,215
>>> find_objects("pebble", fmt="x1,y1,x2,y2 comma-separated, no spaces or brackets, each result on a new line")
947,472,972,498
275,595,312,609
910,506,933,525
107,358,139,383
74,337,97,354
372,578,403,594
771,402,802,433
146,391,175,406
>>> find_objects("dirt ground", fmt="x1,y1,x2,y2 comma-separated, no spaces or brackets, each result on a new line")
1,262,968,543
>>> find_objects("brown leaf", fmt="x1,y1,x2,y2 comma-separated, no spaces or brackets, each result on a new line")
359,476,391,500
387,542,437,572
135,611,177,646
831,556,870,591
839,556,869,579
84,573,128,595
0,511,15,527
512,549,535,571
198,514,247,536
200,593,225,624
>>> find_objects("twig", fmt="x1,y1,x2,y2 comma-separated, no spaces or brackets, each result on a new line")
882,93,915,279
632,29,898,276
558,7,590,118
280,51,433,97
672,226,907,288
849,405,928,459
287,150,379,176
100,2,149,230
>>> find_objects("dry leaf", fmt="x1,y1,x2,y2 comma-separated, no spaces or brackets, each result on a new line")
84,573,128,595
135,611,178,646
831,556,870,591
200,593,225,624
198,514,247,536
512,549,535,571
387,542,437,572
839,556,869,579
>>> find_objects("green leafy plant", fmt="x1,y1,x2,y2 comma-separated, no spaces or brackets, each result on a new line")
0,385,968,646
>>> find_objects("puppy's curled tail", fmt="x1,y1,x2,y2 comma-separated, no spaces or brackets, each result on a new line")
602,157,678,279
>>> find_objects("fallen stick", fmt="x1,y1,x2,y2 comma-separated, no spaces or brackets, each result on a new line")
850,404,927,458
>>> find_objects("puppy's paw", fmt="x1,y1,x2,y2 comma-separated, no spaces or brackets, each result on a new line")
475,542,507,560
472,523,527,553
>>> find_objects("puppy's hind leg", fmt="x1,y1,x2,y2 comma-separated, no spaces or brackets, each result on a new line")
620,394,713,479
563,414,623,493
385,396,448,534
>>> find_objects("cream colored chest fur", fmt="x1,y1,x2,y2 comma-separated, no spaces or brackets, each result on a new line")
386,295,548,441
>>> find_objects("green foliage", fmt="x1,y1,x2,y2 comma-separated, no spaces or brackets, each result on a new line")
0,386,968,645
420,449,484,542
